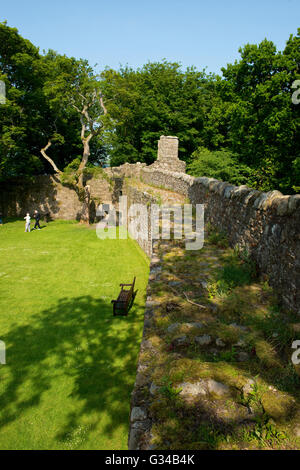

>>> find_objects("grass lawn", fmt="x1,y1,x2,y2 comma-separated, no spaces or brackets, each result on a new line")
0,219,149,450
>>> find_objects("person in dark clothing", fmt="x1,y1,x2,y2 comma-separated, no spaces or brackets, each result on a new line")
33,210,41,230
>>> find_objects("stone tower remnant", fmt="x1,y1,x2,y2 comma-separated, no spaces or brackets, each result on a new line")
150,136,186,173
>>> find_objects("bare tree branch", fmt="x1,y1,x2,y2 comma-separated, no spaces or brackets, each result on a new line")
40,140,61,174
183,291,206,309
80,113,86,140
168,284,206,309
99,93,107,115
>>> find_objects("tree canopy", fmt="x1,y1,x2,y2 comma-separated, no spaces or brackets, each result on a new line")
100,62,216,166
0,22,83,179
216,32,300,193
0,21,299,194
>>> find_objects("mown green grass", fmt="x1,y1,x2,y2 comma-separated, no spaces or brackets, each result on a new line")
0,219,149,449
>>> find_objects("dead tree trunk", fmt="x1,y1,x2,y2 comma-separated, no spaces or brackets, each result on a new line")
81,185,91,224
74,93,107,224
40,141,62,174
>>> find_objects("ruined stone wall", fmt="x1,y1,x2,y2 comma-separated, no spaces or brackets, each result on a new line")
148,136,186,173
123,182,156,258
137,167,300,314
189,177,300,314
85,174,113,204
141,166,192,195
127,167,300,449
0,163,147,221
128,241,161,450
105,162,147,179
0,175,82,220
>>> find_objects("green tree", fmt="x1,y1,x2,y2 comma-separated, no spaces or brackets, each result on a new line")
216,30,300,193
42,51,108,222
187,147,253,186
0,22,82,180
0,23,108,222
101,62,217,166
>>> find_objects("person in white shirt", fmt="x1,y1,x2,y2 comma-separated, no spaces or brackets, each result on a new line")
24,213,31,232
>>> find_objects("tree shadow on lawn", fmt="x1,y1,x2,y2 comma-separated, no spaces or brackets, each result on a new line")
0,217,22,225
0,294,144,447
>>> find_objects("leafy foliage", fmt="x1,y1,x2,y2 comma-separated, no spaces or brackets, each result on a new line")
0,21,299,194
187,147,253,185
159,378,182,402
207,243,257,298
101,62,217,166
215,31,300,193
0,22,84,179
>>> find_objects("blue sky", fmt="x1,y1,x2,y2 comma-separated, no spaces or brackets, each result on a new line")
1,0,299,74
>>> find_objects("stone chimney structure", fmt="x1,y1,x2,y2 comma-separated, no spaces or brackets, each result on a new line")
150,136,186,173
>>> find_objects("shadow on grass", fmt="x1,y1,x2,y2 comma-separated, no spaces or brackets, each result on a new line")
0,294,144,447
0,217,22,225
31,225,47,230
0,218,47,229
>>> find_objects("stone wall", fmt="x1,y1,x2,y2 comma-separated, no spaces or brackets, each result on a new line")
105,162,147,179
137,167,300,314
141,166,192,195
0,175,82,220
127,168,300,450
148,136,186,173
85,173,113,204
0,172,117,222
123,182,157,258
128,241,161,450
